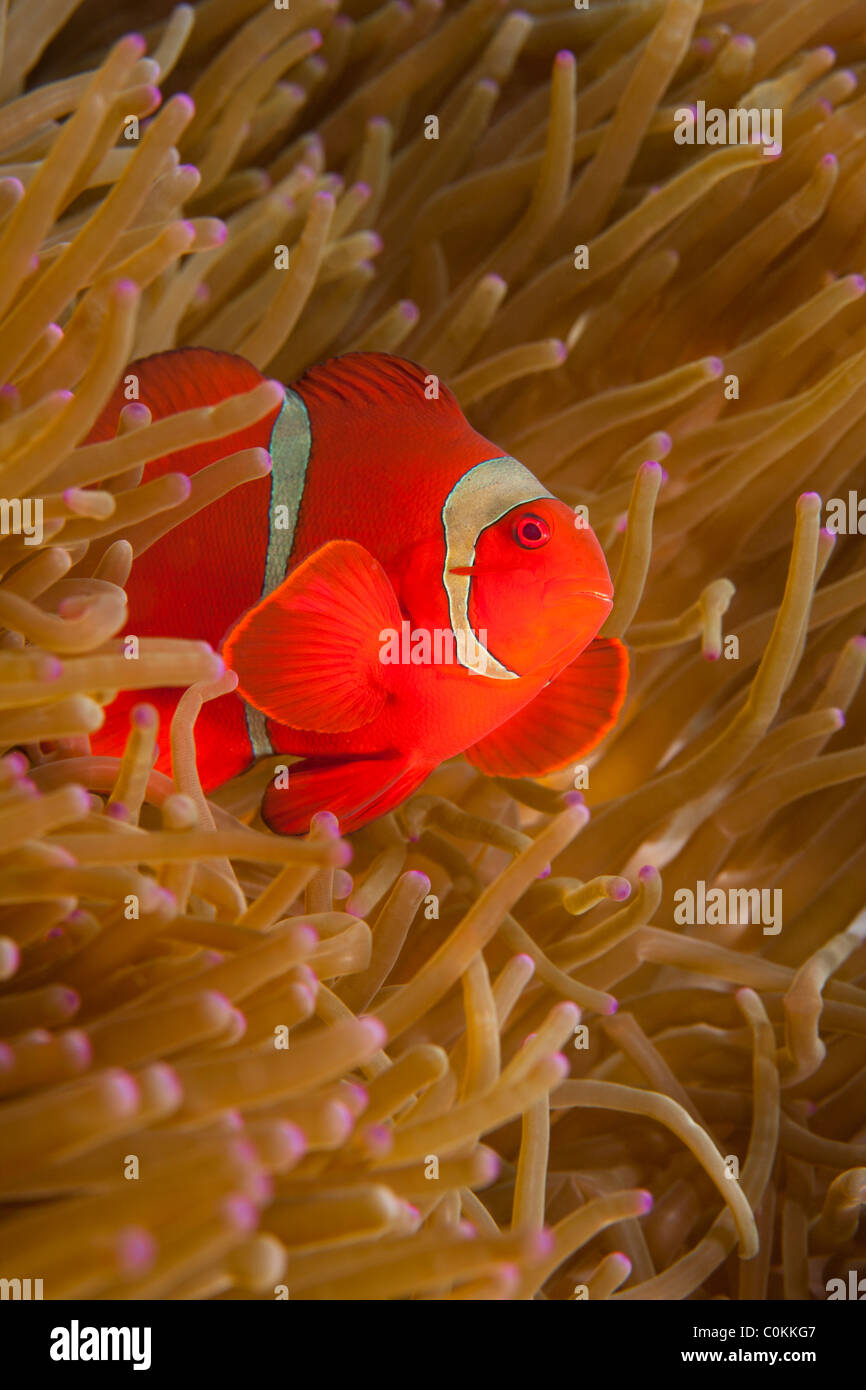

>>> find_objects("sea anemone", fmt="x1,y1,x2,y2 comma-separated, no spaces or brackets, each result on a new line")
0,0,865,1302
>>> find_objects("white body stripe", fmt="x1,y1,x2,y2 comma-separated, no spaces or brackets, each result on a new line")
441,456,553,680
243,388,312,758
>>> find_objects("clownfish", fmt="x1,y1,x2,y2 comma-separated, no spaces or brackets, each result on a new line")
88,348,628,833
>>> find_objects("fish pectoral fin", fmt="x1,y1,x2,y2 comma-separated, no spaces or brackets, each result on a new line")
262,753,431,835
223,539,403,733
464,637,629,777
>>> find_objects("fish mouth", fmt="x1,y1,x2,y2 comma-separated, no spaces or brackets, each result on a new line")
544,582,613,605
447,572,614,608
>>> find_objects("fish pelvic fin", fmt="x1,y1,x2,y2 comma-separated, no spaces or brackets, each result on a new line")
223,539,403,733
262,753,431,835
464,636,629,776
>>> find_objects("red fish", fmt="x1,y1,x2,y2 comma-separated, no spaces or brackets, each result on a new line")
88,348,627,833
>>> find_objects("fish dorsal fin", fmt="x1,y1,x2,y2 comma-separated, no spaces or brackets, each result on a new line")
223,539,403,733
292,352,470,439
465,638,629,776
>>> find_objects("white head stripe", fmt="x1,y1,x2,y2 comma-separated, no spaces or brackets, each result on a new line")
441,456,554,680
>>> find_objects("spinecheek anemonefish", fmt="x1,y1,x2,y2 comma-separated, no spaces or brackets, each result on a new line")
88,348,628,833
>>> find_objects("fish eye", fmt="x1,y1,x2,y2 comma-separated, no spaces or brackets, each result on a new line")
513,512,551,549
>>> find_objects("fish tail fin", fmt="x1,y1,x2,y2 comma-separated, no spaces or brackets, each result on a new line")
262,754,431,835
